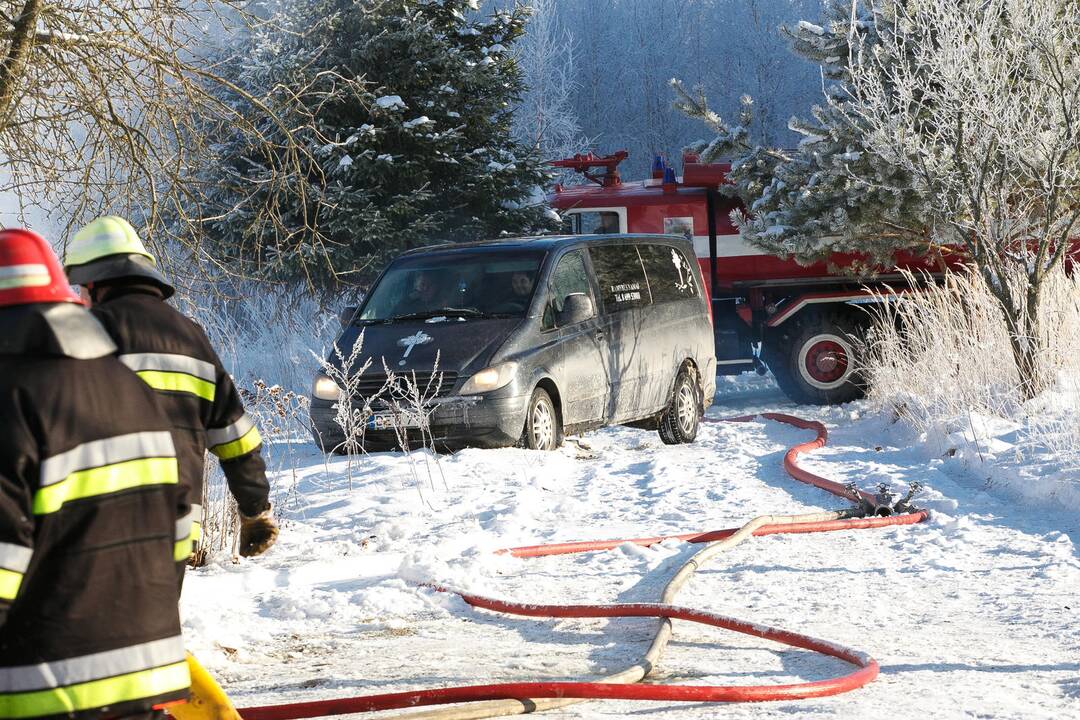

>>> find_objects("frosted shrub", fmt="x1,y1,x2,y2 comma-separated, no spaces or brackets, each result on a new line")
378,353,449,507
174,283,343,562
863,267,1080,441
317,334,375,467
177,283,340,398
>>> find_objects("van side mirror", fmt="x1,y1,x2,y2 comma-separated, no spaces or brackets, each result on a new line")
556,293,594,326
339,305,358,327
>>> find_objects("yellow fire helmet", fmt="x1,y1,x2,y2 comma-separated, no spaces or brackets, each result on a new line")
64,216,174,298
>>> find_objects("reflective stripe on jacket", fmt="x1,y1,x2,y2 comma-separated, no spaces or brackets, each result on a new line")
91,285,270,522
0,351,191,719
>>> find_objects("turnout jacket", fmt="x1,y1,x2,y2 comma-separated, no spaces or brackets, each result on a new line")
91,284,270,537
0,305,190,719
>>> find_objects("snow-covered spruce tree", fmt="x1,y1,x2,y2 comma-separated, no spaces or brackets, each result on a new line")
845,0,1080,400
196,0,555,292
672,1,933,272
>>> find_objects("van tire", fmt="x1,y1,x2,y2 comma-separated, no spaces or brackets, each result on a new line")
522,388,563,450
764,311,865,405
658,367,700,444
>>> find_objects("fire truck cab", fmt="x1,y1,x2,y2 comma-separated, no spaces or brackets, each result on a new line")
548,151,937,405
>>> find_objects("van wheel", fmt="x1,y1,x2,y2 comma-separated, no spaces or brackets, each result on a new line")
522,388,562,450
658,367,700,445
764,312,865,405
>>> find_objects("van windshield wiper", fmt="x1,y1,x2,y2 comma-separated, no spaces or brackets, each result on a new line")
388,308,483,322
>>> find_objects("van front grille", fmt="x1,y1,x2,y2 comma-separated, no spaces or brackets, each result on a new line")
353,371,459,399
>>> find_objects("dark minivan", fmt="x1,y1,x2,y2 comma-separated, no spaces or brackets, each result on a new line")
310,234,716,451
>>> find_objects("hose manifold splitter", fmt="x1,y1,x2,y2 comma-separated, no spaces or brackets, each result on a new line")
846,481,923,517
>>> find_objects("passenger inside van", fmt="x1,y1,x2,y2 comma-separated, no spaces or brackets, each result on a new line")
490,270,535,313
510,271,534,299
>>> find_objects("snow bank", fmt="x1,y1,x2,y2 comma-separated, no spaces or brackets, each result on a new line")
917,376,1080,512
180,377,1080,718
863,267,1080,513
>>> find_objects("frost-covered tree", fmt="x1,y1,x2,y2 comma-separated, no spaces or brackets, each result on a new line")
846,0,1080,399
197,0,555,292
673,1,932,271
679,0,1080,399
511,0,588,175
0,1,313,262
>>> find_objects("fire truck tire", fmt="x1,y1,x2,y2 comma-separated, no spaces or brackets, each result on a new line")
521,388,563,451
658,366,701,444
765,312,865,405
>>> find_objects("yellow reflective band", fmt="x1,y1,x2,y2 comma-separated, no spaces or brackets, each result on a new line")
0,264,51,290
173,537,193,562
0,568,23,601
136,371,216,402
191,521,202,544
33,457,178,515
210,426,262,461
0,661,189,719
0,275,49,290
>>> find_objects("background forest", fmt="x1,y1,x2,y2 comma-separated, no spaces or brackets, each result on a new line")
498,0,823,178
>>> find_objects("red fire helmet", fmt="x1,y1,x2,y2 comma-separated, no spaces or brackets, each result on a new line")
0,228,83,308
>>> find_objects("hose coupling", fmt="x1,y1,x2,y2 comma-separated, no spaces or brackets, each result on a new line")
893,481,924,514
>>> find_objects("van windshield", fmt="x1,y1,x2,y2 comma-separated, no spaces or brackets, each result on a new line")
358,250,546,323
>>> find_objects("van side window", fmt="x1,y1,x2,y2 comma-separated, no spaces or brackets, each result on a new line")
638,244,699,303
543,250,596,329
589,245,650,312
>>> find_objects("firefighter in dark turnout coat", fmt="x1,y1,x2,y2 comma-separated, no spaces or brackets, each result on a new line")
0,228,191,719
64,217,278,561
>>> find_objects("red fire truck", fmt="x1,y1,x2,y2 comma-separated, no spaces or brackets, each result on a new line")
547,150,950,405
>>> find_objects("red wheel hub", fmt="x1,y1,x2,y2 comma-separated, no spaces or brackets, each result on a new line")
804,340,848,383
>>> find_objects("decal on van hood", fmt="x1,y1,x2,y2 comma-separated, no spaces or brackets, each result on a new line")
397,330,433,362
329,319,519,377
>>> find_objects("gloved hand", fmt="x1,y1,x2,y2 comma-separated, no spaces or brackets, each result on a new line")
239,507,279,557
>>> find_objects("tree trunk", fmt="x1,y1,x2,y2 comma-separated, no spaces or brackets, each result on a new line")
0,0,43,125
998,281,1044,402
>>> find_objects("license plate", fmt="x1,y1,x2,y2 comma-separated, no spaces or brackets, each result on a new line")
367,411,427,430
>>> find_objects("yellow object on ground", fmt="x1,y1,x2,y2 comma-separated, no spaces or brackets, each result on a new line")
167,653,242,720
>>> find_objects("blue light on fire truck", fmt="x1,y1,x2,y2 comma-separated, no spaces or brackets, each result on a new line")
651,154,665,179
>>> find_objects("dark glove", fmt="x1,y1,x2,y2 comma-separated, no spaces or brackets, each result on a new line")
239,507,279,557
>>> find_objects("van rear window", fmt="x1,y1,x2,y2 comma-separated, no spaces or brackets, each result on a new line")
589,245,650,311
638,244,699,303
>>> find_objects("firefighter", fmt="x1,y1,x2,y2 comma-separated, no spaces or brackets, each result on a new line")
64,216,278,562
0,228,191,718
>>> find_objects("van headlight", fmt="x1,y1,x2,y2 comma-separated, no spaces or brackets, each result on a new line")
459,362,518,395
312,374,341,401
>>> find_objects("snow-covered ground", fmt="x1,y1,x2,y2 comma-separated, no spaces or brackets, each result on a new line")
182,375,1080,718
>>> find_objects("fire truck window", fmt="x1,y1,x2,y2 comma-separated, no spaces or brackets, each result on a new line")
589,245,650,312
543,250,595,329
567,211,621,235
639,244,699,304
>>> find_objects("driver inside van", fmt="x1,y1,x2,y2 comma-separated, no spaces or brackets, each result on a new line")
408,271,440,307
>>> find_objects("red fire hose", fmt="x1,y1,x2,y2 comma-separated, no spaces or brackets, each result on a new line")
238,413,928,720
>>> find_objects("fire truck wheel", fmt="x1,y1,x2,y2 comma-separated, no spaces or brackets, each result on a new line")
658,366,701,444
521,388,563,450
765,313,866,405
